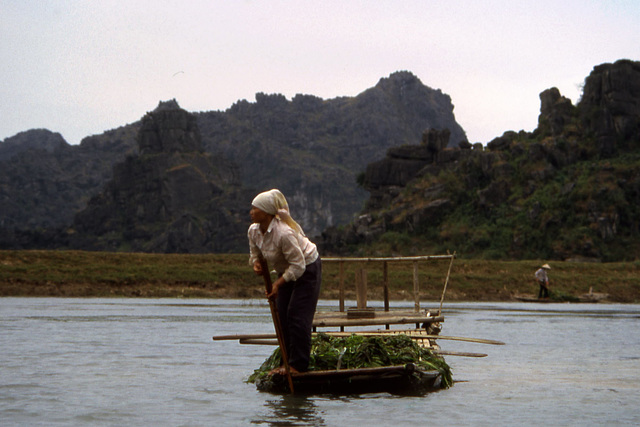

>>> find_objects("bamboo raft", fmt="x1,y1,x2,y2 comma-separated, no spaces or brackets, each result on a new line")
255,363,444,395
213,253,503,395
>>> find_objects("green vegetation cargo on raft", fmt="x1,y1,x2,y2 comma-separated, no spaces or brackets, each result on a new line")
247,333,453,389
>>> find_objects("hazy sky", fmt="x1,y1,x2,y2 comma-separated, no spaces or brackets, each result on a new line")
1,0,638,145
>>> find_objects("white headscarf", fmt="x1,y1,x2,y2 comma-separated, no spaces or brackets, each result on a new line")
252,189,304,235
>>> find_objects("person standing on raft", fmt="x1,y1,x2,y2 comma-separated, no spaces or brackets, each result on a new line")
248,189,322,375
535,264,551,299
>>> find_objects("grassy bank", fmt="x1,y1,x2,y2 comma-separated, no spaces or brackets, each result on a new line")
1,250,638,302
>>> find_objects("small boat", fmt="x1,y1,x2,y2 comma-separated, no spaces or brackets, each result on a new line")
513,289,610,303
578,288,609,303
513,295,555,303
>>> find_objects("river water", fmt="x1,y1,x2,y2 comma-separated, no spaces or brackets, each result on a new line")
1,298,639,426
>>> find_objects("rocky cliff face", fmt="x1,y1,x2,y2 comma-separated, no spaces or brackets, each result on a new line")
0,129,68,162
579,59,640,156
0,128,136,234
68,101,250,253
197,71,466,237
1,72,466,250
322,60,640,261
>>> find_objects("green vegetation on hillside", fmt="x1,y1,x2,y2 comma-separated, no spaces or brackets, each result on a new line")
353,117,640,262
430,146,640,261
342,60,640,262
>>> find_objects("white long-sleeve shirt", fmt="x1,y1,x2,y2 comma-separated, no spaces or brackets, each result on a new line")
248,217,318,283
535,268,549,283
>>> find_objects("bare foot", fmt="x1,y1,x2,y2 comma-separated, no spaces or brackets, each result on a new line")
268,367,279,376
268,366,300,376
268,366,285,376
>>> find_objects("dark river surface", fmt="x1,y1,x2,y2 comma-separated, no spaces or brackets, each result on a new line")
1,298,638,426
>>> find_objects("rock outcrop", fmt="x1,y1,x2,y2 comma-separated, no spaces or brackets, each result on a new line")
537,87,575,137
138,99,203,154
321,60,640,261
0,128,136,236
361,128,463,212
69,101,250,253
579,59,640,156
0,129,68,162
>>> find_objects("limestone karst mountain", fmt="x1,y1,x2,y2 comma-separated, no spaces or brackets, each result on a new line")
321,59,640,261
0,71,465,251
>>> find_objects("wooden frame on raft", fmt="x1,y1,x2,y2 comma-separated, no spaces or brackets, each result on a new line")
213,253,479,395
320,254,456,315
312,254,456,332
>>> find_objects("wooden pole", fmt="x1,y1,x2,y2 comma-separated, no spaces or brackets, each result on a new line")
421,334,505,345
259,256,295,393
412,261,419,312
413,261,420,318
438,251,456,315
339,261,345,332
383,261,389,330
213,333,279,340
214,332,504,346
239,338,280,345
432,350,487,358
322,255,454,262
355,267,367,309
383,261,389,312
236,341,493,358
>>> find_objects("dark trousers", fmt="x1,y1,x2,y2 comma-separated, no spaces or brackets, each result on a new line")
538,282,549,298
276,258,322,372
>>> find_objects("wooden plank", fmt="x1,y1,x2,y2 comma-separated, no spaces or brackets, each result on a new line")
291,364,415,378
314,309,433,319
313,315,444,328
213,333,278,341
432,350,487,358
355,268,367,309
240,338,278,345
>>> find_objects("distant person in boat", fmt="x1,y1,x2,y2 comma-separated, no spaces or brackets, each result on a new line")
248,189,322,375
535,264,551,299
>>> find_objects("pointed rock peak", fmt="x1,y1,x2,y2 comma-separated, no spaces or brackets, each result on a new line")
578,59,640,151
139,100,202,154
153,99,182,112
375,71,425,91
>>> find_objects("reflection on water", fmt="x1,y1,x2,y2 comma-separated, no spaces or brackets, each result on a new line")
257,395,326,426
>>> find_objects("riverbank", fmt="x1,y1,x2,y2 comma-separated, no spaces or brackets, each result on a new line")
1,250,638,302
